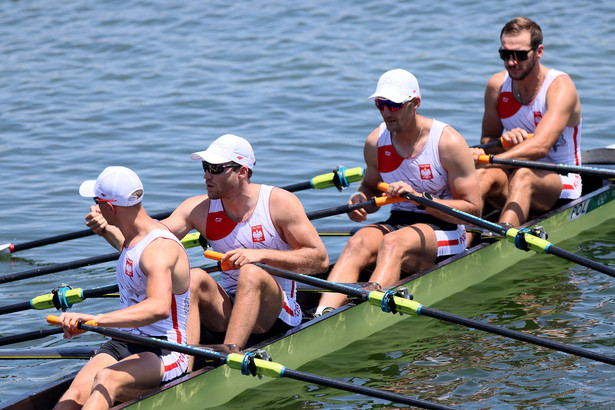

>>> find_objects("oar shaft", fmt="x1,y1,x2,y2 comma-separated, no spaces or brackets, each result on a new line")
0,327,64,347
478,155,615,178
0,347,95,360
0,252,119,284
8,211,173,253
47,316,432,408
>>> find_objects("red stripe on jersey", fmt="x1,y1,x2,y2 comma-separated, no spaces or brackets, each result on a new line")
206,210,238,240
378,144,404,173
498,91,523,119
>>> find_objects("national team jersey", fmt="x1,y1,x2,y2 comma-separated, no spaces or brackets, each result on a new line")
377,119,453,212
498,68,582,198
117,229,190,345
205,185,302,327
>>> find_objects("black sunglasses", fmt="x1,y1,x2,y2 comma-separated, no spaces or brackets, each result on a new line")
201,161,240,175
498,46,536,62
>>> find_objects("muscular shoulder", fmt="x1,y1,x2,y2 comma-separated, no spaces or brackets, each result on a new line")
176,194,209,216
486,70,507,90
438,125,472,167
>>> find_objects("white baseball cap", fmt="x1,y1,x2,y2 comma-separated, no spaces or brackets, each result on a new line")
79,166,144,207
368,69,421,103
190,134,255,169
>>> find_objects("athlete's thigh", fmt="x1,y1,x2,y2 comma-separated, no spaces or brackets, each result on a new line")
105,352,164,401
528,170,562,213
387,223,438,262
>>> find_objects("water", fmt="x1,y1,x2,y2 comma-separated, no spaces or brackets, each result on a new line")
1,0,615,407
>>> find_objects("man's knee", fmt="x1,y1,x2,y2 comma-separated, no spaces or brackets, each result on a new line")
57,386,88,409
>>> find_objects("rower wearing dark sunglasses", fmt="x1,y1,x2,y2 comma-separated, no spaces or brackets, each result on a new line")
315,69,481,315
472,16,582,228
84,134,329,369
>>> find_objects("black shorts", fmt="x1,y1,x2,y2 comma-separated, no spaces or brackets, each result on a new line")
95,337,171,361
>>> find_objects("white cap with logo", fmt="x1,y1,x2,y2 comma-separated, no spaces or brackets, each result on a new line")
190,134,255,169
368,69,421,103
79,166,144,207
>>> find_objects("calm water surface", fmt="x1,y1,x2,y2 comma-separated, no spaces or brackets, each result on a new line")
1,0,615,408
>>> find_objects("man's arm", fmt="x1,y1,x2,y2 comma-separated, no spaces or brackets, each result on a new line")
345,127,384,222
57,239,184,334
160,195,209,240
222,189,329,275
435,126,482,222
83,205,124,250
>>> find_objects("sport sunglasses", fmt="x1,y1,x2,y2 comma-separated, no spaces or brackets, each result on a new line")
498,46,537,62
374,99,406,112
201,161,240,175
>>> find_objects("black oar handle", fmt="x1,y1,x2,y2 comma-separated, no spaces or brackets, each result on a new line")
0,252,120,284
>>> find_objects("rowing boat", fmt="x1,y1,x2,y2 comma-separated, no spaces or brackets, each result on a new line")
3,169,615,409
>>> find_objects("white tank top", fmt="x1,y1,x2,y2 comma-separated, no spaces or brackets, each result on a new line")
206,185,301,326
498,69,582,166
377,119,452,213
117,229,190,344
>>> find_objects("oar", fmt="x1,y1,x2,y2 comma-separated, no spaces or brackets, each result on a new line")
376,182,615,278
0,284,119,315
46,316,454,410
0,327,65,347
204,252,615,367
0,196,393,285
471,133,533,149
477,154,615,179
0,347,95,360
0,167,364,254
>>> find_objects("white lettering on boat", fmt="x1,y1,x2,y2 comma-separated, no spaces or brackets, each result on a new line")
569,200,590,221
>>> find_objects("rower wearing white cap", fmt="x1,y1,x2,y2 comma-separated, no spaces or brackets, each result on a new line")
316,69,481,315
56,166,190,409
84,135,328,364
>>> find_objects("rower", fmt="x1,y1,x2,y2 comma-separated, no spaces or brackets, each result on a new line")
470,16,583,227
315,69,480,315
55,166,191,409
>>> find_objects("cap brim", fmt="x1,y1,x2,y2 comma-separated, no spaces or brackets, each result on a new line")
79,180,96,198
190,150,232,164
368,91,408,103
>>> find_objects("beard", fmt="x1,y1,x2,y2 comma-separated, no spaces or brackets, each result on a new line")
508,57,537,81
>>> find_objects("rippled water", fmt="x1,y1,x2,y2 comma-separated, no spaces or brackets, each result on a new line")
1,0,615,408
